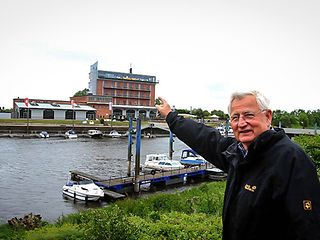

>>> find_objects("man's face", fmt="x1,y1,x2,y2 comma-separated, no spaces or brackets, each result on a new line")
230,95,272,150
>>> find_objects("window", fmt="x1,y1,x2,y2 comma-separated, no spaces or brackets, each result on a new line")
86,111,96,120
43,109,54,119
19,108,31,118
65,110,75,120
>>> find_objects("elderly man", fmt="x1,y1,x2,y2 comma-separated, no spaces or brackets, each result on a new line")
156,91,320,240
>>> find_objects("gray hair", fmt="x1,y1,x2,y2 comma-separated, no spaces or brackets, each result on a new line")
228,90,270,115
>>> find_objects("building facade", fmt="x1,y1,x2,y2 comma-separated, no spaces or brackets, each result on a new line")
70,95,112,119
84,62,158,120
13,98,96,120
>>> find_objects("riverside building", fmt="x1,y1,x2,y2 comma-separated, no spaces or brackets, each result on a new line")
73,61,158,120
13,98,96,120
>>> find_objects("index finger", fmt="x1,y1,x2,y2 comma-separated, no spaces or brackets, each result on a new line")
158,97,166,104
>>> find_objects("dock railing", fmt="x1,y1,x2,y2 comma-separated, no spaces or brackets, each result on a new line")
89,162,215,187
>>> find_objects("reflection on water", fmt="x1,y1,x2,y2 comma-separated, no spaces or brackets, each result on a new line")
0,137,188,223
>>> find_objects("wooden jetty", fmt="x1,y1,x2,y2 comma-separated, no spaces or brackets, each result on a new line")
69,118,226,200
70,163,222,199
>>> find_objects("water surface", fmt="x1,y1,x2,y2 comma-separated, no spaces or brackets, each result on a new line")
0,136,188,223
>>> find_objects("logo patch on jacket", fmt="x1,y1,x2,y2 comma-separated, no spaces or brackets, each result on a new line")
303,200,312,211
244,184,256,192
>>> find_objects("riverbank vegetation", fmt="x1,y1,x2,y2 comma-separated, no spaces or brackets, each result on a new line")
294,135,320,174
177,108,320,129
0,181,225,239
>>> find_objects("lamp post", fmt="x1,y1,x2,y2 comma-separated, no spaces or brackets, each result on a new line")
71,100,75,129
24,98,29,134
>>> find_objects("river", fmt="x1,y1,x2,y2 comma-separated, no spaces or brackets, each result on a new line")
0,136,189,224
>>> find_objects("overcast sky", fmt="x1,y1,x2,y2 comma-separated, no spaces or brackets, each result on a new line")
1,0,319,113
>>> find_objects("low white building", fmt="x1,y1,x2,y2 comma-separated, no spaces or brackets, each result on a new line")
14,102,96,120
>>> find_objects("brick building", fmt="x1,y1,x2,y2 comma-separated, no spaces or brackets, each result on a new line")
76,62,159,120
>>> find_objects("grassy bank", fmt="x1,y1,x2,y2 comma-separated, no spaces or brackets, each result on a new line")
0,181,225,240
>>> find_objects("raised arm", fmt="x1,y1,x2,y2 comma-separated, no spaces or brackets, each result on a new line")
156,96,234,172
155,97,172,118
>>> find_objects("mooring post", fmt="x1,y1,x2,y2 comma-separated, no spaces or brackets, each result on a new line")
134,117,142,193
225,118,229,137
127,117,133,177
169,131,174,160
169,106,175,160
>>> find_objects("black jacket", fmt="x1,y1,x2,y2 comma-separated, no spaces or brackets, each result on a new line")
166,111,320,240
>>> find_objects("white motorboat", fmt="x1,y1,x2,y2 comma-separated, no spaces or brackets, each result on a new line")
143,153,185,173
88,129,103,138
62,179,104,201
215,126,234,137
65,130,78,139
180,149,207,166
206,167,227,180
39,131,49,138
108,129,122,138
216,126,226,135
227,128,234,137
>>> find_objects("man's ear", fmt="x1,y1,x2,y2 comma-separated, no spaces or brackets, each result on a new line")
266,109,272,126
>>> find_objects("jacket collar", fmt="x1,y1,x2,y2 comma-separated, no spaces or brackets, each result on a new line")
240,128,286,164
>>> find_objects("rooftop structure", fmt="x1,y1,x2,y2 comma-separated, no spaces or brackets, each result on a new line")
86,62,158,120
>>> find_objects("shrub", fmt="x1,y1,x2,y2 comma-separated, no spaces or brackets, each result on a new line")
24,223,82,240
1,182,226,239
80,205,137,240
129,212,222,240
294,135,320,173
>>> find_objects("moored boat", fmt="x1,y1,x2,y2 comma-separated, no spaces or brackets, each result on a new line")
62,179,104,201
206,167,227,180
108,129,122,138
180,149,207,166
88,129,103,138
65,130,77,139
143,153,185,174
39,131,49,138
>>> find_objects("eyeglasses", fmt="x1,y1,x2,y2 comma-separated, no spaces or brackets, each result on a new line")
230,109,266,124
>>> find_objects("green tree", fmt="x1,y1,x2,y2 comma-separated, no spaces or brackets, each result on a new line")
73,88,89,97
211,110,228,120
176,109,191,114
191,108,205,119
309,110,320,128
0,107,12,113
272,110,295,127
203,110,210,118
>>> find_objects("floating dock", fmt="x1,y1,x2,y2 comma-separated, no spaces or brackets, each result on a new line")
70,164,224,200
69,118,227,200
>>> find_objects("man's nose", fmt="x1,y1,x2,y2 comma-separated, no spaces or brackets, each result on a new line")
237,116,247,127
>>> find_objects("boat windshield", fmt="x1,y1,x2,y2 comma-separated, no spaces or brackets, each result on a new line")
79,180,93,184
